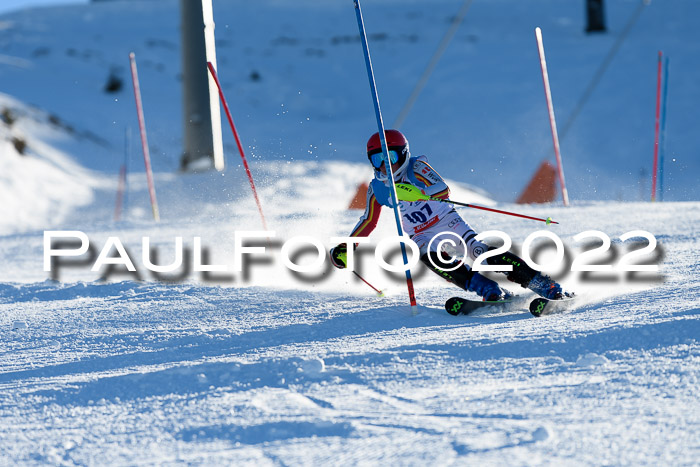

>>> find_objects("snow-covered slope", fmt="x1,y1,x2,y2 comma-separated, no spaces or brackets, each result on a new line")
0,0,698,465
1,199,698,465
0,93,107,235
1,0,699,204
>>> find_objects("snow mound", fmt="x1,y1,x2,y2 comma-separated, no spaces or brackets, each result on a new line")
576,352,610,367
0,93,105,235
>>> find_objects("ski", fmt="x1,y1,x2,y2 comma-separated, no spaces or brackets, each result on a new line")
529,296,576,317
444,296,515,316
446,295,576,317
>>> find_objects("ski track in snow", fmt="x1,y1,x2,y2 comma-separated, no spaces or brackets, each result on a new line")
0,0,699,464
0,198,698,465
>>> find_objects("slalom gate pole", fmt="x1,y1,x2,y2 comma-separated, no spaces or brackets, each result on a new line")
207,62,269,230
651,51,663,202
129,52,160,222
124,127,131,216
353,0,418,311
114,164,126,222
114,128,130,222
659,56,670,201
353,271,384,297
535,27,569,207
392,0,474,129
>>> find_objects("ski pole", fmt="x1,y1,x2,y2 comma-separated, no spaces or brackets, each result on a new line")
353,271,385,297
395,183,558,225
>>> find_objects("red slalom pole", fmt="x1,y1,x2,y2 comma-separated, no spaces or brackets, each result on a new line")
207,62,268,230
651,51,663,202
535,27,569,207
129,52,160,222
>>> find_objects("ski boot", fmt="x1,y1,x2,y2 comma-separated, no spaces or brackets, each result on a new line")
467,272,513,301
527,272,570,300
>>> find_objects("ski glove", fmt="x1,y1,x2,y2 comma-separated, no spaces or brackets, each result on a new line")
330,244,348,269
395,183,428,202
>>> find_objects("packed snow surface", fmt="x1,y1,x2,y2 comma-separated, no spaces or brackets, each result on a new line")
1,193,698,465
0,0,698,465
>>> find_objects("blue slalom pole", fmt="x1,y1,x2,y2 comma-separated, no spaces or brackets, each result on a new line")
659,57,669,201
353,0,418,309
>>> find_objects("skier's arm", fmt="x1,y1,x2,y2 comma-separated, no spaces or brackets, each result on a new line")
348,188,382,238
330,185,382,269
413,160,450,200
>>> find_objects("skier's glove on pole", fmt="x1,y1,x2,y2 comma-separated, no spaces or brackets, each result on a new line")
395,183,428,202
330,244,348,269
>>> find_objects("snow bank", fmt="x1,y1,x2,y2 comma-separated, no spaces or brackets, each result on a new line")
0,93,103,235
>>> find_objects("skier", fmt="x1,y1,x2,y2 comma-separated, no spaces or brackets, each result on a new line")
330,129,569,302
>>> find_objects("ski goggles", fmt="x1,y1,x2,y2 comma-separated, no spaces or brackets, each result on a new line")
369,149,400,169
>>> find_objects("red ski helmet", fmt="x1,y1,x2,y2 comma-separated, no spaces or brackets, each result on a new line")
366,129,411,181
